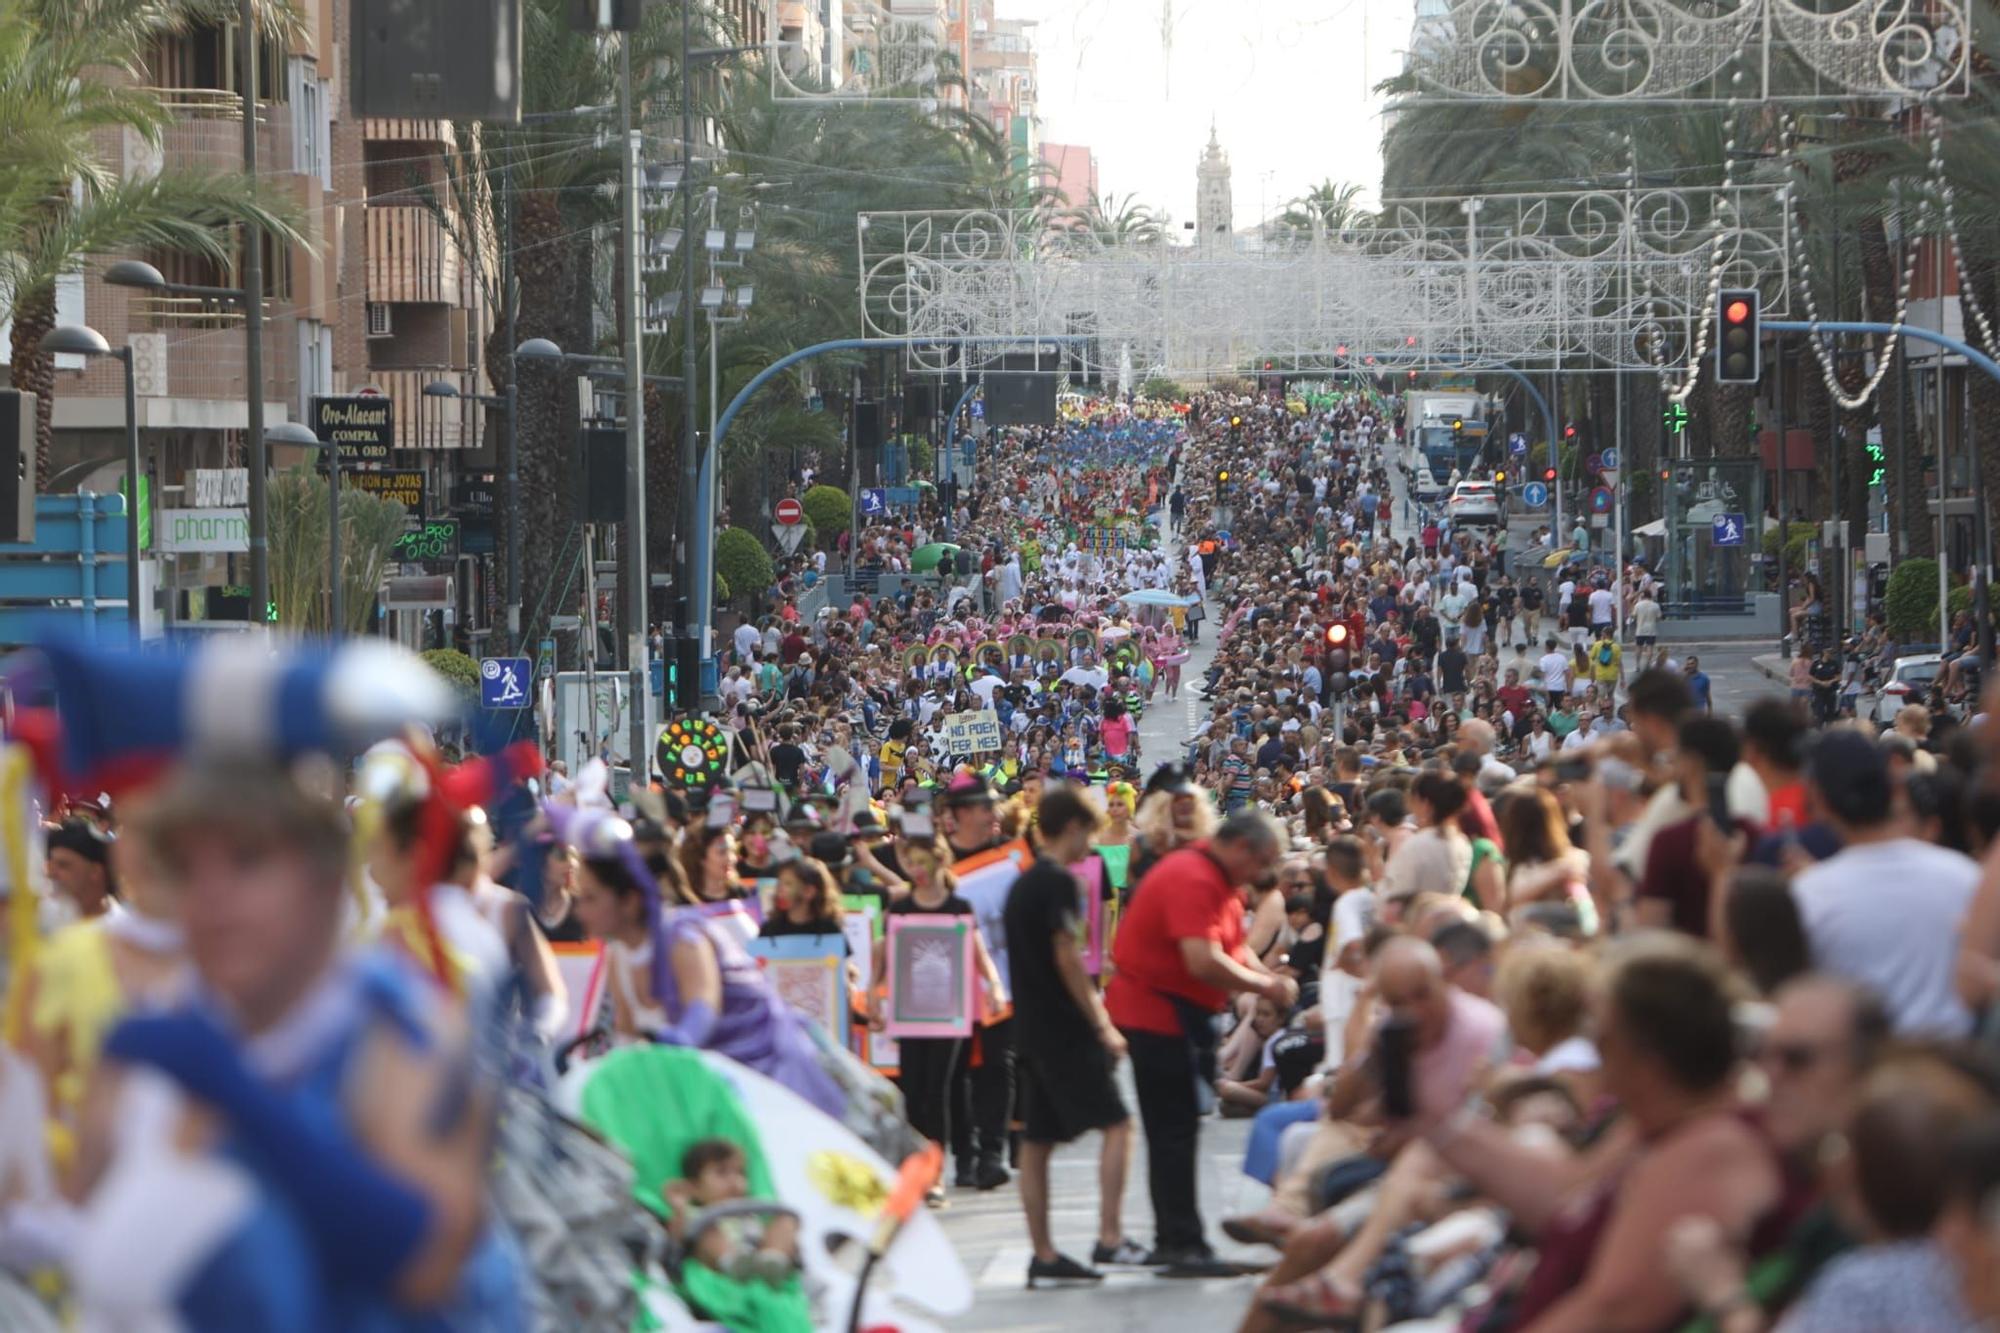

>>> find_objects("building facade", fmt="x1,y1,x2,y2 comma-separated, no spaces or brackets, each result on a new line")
25,0,495,641
1196,123,1232,246
1039,141,1098,210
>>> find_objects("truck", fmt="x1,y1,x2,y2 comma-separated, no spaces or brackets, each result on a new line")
1404,390,1493,497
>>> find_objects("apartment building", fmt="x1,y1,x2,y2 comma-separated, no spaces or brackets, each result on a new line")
28,0,496,639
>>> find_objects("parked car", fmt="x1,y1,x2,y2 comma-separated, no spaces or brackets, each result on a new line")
1870,651,1943,724
1446,479,1502,526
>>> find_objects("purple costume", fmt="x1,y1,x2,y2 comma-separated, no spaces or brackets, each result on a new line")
657,910,846,1119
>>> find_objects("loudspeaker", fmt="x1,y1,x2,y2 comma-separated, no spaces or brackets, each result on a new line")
983,372,1057,427
350,0,522,120
672,634,703,710
0,390,33,543
853,401,885,451
577,425,624,524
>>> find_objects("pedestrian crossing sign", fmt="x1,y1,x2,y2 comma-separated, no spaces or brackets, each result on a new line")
480,656,532,709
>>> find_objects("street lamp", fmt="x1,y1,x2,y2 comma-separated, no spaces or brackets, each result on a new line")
102,254,271,626
262,421,327,629
512,337,683,782
41,325,139,643
424,377,520,650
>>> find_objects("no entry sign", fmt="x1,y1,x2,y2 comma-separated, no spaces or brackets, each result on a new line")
775,497,804,526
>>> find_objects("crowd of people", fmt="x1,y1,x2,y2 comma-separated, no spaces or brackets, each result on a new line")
5,379,2000,1333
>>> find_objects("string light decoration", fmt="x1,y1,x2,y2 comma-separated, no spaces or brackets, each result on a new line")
1401,0,1968,103
859,184,1788,382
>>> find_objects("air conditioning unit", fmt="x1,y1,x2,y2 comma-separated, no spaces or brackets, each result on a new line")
365,303,392,338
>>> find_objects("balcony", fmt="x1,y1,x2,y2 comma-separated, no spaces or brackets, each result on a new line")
362,118,458,149
366,205,462,306
130,88,294,177
367,368,474,451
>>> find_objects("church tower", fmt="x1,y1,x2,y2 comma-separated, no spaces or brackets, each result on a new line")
1196,121,1232,248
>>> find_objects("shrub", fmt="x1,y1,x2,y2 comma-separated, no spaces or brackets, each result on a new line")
1759,522,1811,574
421,648,480,700
802,484,852,544
1139,376,1183,402
1884,558,1940,640
906,436,934,479
1948,580,1974,622
714,527,774,604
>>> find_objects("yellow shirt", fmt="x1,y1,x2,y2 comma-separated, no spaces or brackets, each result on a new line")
879,739,907,787
27,919,120,1122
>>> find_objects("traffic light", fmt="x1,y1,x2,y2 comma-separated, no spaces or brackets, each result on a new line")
1716,288,1761,383
1494,470,1506,484
1407,370,1418,381
1563,423,1577,440
1229,415,1242,429
1324,624,1351,696
1543,467,1557,481
1451,417,1464,444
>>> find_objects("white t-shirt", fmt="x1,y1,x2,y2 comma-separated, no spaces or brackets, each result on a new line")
1588,587,1616,624
1632,598,1662,636
1538,651,1571,693
733,622,760,659
1791,838,1979,1036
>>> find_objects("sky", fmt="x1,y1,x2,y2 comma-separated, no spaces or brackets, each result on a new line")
1002,0,1412,229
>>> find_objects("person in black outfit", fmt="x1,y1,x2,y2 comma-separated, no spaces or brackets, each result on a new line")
767,724,809,789
939,773,1016,1190
1004,785,1148,1286
870,832,1003,1207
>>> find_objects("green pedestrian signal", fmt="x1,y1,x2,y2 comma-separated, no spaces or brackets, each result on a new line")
266,601,279,623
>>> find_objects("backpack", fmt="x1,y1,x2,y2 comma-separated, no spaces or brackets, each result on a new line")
1596,643,1615,667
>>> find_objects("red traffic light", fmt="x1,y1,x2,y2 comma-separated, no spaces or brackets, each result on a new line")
1335,344,1348,357
1563,424,1577,439
1725,299,1750,324
1325,623,1349,646
1407,370,1418,381
1263,360,1273,370
1543,467,1557,481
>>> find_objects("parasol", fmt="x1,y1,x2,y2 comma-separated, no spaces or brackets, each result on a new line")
910,542,961,573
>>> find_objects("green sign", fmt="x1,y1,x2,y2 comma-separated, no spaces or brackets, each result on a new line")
1662,402,1689,436
118,475,152,549
392,518,460,563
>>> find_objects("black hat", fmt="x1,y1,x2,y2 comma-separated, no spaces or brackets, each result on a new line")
47,818,113,867
807,830,852,870
940,772,1001,808
1805,730,1891,827
1144,762,1201,798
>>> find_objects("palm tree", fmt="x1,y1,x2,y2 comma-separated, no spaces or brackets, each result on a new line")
1276,179,1372,241
1060,190,1165,247
0,0,306,484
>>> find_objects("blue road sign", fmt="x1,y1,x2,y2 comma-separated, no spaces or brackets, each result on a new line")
969,400,984,419
859,487,888,516
480,656,532,709
1600,447,1621,468
1712,512,1747,547
1521,481,1549,507
1508,433,1527,456
1589,486,1614,514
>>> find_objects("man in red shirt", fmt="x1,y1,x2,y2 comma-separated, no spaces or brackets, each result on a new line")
1106,809,1296,1275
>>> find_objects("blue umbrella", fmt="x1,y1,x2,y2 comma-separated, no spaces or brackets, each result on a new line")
1119,589,1197,607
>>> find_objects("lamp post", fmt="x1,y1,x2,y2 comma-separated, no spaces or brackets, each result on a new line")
41,326,139,643
101,258,272,623
515,337,683,780
424,378,519,650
